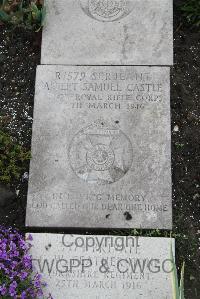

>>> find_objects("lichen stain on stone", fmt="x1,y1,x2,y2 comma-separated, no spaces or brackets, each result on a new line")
45,243,52,251
124,211,132,221
52,0,61,16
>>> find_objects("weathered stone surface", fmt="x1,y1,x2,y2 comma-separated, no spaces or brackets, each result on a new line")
26,65,172,229
41,0,173,65
29,233,175,299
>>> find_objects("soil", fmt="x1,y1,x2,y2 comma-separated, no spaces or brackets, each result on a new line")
0,1,199,298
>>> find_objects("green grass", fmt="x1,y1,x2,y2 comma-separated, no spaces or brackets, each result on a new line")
181,0,200,27
170,242,185,299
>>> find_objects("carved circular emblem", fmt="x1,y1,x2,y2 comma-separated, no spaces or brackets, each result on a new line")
87,144,115,171
69,120,133,185
79,0,133,22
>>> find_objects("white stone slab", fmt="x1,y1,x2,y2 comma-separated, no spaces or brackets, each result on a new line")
26,65,172,229
29,233,175,299
41,0,173,65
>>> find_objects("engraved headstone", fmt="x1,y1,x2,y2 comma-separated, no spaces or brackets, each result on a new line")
26,65,172,229
41,0,173,65
29,233,175,299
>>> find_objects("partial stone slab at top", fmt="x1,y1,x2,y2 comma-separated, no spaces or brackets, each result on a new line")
29,233,175,299
26,65,172,229
41,0,173,65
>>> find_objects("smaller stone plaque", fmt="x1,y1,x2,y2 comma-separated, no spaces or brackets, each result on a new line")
41,0,173,65
29,233,175,299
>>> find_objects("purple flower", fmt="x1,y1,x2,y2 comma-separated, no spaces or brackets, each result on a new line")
0,226,52,299
19,270,28,280
33,273,42,288
10,240,17,250
22,254,32,269
11,260,18,270
26,234,33,241
18,239,28,250
0,284,7,295
0,250,7,259
21,290,27,299
9,280,17,296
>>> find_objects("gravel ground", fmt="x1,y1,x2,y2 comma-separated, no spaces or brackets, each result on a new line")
0,1,199,298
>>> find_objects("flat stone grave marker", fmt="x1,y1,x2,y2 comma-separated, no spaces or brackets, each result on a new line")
26,65,172,229
41,0,173,65
29,233,175,299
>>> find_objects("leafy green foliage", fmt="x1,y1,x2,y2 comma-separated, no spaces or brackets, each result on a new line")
111,228,184,239
0,0,46,31
181,0,200,27
0,130,31,185
170,242,185,299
